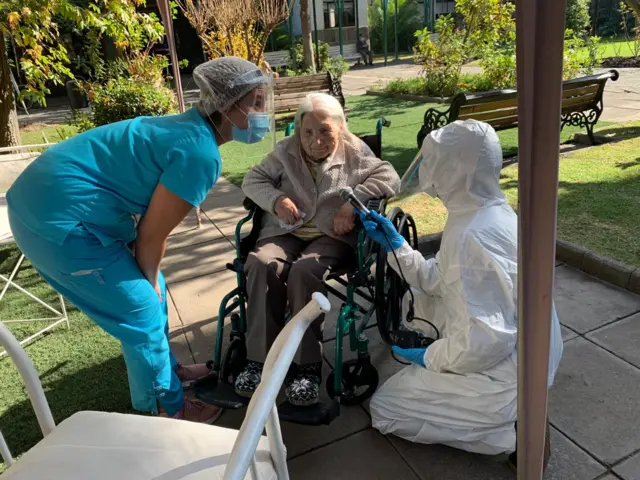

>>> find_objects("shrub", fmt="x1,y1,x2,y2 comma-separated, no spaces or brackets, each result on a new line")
288,39,330,72
413,19,466,98
382,72,498,97
84,77,177,127
480,46,517,90
368,0,423,53
563,30,602,79
326,56,350,80
566,0,592,36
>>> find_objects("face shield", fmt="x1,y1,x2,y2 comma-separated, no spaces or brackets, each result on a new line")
399,150,438,199
226,71,276,150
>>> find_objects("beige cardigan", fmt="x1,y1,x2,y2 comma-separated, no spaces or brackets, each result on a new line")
242,133,401,246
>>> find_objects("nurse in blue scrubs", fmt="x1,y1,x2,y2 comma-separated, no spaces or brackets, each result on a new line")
6,57,272,424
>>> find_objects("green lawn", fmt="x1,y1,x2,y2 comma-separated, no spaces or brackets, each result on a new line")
19,123,78,145
220,95,598,186
395,121,640,267
593,38,639,59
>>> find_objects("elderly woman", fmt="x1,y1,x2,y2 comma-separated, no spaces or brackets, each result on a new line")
238,93,400,406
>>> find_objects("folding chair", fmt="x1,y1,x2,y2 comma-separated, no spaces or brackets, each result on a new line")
0,293,331,479
0,193,69,359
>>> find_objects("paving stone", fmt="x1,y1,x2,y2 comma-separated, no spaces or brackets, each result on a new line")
554,266,640,334
597,475,622,480
161,237,235,284
215,383,371,461
204,204,252,240
207,177,243,198
614,450,640,480
168,269,238,326
166,216,224,252
587,313,640,369
545,428,607,480
169,208,215,236
167,289,182,330
561,325,579,342
388,426,606,480
168,327,194,365
548,337,640,464
287,429,420,479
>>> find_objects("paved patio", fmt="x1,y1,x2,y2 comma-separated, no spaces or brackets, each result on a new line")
164,180,640,480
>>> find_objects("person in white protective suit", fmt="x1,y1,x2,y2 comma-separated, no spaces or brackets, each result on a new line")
356,120,564,464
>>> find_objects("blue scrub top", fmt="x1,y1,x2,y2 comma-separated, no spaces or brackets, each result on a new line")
7,108,221,246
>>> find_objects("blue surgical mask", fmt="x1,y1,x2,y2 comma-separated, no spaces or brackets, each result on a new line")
232,112,271,144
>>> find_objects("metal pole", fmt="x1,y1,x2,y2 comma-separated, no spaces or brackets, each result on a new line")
338,0,344,56
394,0,398,59
289,4,294,51
424,0,428,29
355,0,360,38
312,0,320,70
515,0,566,477
383,0,388,65
158,0,185,113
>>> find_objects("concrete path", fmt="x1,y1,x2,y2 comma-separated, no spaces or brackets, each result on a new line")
165,180,640,480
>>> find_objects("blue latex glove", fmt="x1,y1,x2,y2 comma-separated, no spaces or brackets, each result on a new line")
356,209,405,252
392,345,427,367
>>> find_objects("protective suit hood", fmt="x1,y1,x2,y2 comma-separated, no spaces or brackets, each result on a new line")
419,120,506,213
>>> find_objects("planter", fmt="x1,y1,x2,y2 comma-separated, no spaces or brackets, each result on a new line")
365,90,451,104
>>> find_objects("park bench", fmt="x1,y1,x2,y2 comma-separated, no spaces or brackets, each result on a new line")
265,43,362,70
274,72,345,117
416,69,620,149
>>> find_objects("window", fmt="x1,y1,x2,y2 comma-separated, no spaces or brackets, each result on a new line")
323,1,356,28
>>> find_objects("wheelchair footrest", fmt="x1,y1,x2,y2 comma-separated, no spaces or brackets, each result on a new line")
278,399,340,426
194,375,250,410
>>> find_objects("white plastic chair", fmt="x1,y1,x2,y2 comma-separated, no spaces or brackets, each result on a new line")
0,292,331,479
0,146,69,359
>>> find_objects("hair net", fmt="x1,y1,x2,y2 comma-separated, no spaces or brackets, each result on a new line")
193,57,271,115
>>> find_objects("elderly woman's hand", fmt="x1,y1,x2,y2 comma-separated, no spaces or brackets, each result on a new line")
334,202,356,236
274,196,302,225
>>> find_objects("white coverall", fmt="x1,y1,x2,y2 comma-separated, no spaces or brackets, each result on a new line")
370,120,564,455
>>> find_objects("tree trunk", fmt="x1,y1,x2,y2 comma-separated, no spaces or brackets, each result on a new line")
300,0,315,71
0,35,21,148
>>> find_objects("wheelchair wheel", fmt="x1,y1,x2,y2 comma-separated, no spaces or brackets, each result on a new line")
326,358,379,406
375,206,419,345
220,337,247,385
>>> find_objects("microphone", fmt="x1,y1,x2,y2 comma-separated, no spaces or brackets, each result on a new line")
339,186,371,217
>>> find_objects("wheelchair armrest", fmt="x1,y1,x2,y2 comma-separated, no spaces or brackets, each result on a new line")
364,197,388,214
242,197,258,211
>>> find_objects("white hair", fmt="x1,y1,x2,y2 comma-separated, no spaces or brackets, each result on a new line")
294,93,347,135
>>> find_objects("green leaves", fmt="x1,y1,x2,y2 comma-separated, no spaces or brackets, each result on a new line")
2,0,164,105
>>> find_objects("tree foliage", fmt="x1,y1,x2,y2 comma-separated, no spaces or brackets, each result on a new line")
566,0,591,35
177,0,290,66
1,0,164,105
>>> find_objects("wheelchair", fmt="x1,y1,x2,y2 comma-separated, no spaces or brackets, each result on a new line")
194,119,420,426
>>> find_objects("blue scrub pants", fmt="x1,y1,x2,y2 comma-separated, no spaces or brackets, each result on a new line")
8,212,184,416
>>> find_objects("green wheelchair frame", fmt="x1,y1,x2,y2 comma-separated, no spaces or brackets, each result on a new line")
194,119,419,426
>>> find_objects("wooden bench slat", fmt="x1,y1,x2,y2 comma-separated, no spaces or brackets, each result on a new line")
487,115,519,129
460,98,518,115
458,106,520,122
274,84,330,96
274,75,328,86
561,93,599,109
562,84,600,98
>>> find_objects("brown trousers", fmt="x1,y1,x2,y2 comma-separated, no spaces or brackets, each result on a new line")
244,234,353,365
